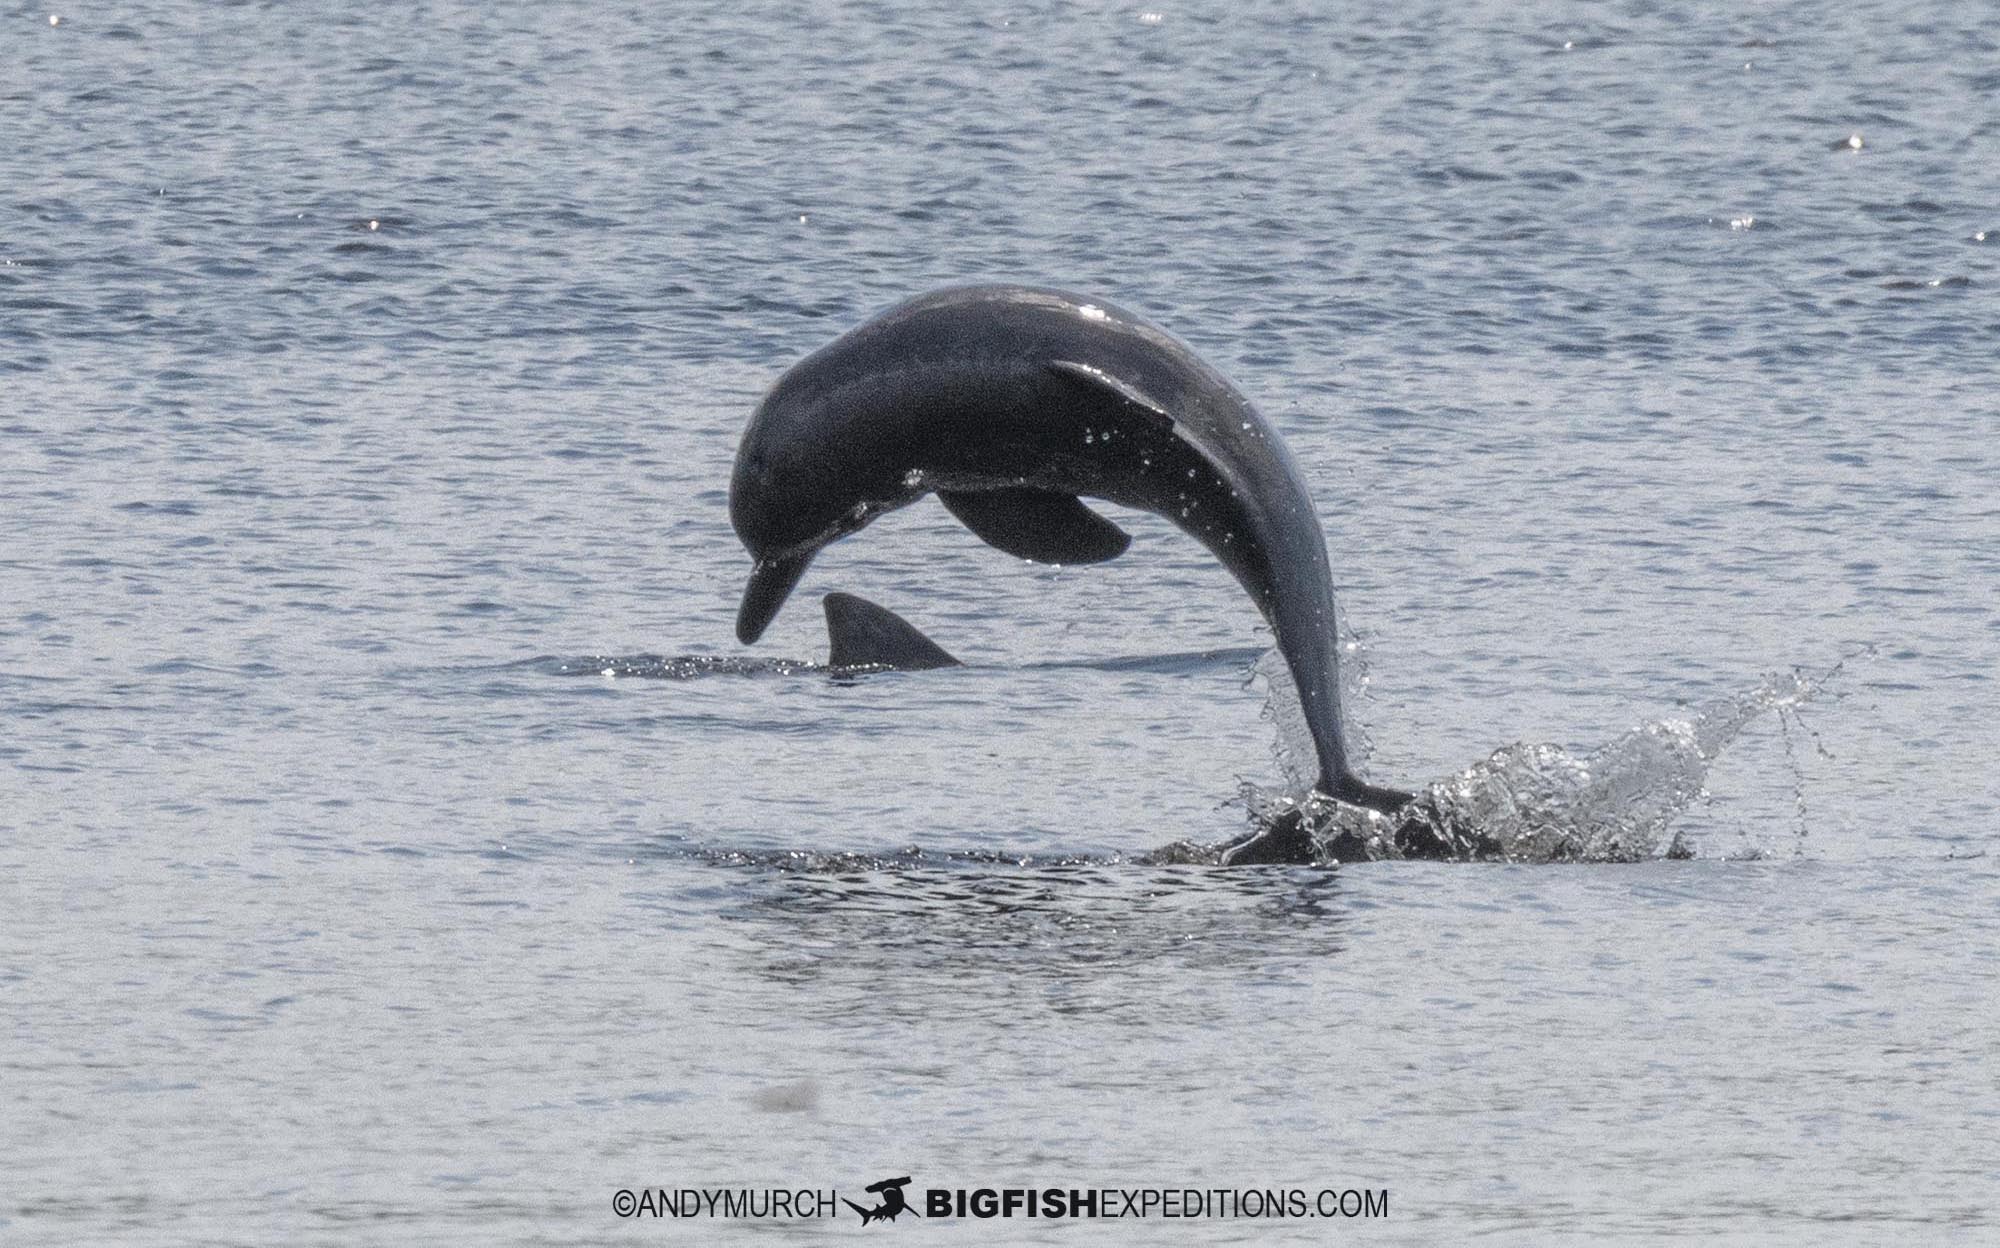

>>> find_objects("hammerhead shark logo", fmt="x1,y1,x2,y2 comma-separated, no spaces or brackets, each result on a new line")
844,1175,917,1225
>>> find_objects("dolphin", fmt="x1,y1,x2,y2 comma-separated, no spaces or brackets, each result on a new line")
821,591,960,670
730,284,1414,862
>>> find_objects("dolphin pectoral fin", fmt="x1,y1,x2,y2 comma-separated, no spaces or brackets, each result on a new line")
822,593,961,670
737,549,816,644
1045,359,1176,429
937,488,1132,565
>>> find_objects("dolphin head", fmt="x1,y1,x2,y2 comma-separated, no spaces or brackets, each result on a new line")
729,373,908,644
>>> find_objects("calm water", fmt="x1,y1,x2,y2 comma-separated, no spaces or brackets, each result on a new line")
6,1,1997,1242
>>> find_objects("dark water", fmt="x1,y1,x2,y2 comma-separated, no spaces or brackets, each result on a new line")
6,1,1997,1242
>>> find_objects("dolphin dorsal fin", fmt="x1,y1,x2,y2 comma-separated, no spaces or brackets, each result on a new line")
822,593,961,670
1046,359,1175,428
937,488,1131,565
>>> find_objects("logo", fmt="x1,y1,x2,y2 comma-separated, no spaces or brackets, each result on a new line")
844,1175,918,1225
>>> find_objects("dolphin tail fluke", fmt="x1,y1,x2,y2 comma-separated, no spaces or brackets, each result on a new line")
1328,775,1416,815
1219,807,1319,866
823,593,961,671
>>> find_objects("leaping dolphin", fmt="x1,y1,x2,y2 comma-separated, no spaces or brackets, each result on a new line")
730,284,1415,862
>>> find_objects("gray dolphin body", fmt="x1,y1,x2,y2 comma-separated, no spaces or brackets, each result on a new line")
731,285,1413,856
821,591,960,671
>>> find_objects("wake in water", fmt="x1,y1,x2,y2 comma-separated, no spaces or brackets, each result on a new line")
555,627,1837,869
526,645,1267,681
537,654,827,680
1238,650,1837,865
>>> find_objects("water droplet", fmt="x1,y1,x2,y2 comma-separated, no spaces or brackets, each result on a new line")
1077,304,1108,321
902,468,923,488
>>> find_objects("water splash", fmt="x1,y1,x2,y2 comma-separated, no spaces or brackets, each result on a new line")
1252,631,1379,792
1242,666,1831,864
1254,648,1318,794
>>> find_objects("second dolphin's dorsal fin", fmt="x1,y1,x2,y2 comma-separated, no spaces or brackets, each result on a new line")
937,488,1131,564
1046,359,1176,428
822,593,961,670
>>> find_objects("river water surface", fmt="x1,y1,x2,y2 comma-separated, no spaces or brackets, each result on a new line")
6,1,1997,1243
